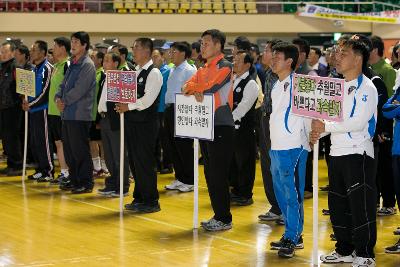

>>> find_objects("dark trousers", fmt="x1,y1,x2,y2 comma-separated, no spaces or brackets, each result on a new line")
155,112,173,171
305,136,331,191
392,156,400,210
376,141,396,208
328,153,376,258
259,113,281,215
0,105,23,169
230,126,256,199
126,120,159,205
29,110,53,177
100,115,129,192
200,126,234,224
62,120,93,189
164,106,194,185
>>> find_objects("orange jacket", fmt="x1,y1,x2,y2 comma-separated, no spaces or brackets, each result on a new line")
184,54,234,126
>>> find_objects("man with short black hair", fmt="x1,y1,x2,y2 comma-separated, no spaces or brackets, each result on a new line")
0,41,23,176
183,29,234,231
112,44,135,70
119,38,163,213
48,36,70,184
308,47,329,77
369,35,397,95
55,31,96,194
268,42,310,258
152,48,173,174
15,44,34,70
314,38,378,267
23,40,54,182
164,41,197,193
258,39,283,223
292,38,317,76
229,50,259,206
368,35,397,216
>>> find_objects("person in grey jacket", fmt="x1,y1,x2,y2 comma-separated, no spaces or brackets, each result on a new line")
55,31,96,194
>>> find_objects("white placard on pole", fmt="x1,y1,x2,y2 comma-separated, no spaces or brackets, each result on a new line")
106,70,137,213
175,94,214,141
193,138,199,229
119,113,124,213
175,93,214,229
312,142,319,266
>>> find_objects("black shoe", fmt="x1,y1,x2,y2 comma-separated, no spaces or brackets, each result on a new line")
278,238,296,258
60,183,74,191
231,196,254,206
71,187,93,194
125,202,161,213
385,238,400,254
159,167,173,174
28,171,43,180
320,185,330,191
97,187,115,196
271,236,304,250
110,191,129,197
0,167,10,175
330,233,336,241
124,200,144,211
322,209,330,215
275,218,285,225
37,175,53,182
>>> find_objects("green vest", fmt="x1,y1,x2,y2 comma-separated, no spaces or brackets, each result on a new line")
48,57,69,116
92,67,104,120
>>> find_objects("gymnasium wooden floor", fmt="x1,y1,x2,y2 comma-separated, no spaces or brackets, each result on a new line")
0,160,398,267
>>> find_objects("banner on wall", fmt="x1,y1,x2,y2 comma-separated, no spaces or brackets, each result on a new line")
297,4,400,24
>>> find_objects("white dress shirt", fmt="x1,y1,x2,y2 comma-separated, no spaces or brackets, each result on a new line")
98,80,107,113
232,71,259,122
128,59,163,111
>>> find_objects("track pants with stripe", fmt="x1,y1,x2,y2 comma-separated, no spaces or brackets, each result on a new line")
269,147,307,243
29,110,53,177
328,153,376,258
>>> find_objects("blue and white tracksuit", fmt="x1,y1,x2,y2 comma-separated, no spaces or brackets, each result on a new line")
269,73,310,243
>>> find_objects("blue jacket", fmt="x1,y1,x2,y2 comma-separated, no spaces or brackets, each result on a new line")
29,59,53,113
382,89,400,155
55,53,96,121
157,63,171,112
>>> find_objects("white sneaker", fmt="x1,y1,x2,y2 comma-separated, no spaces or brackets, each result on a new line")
177,183,194,192
377,207,396,216
165,180,183,190
320,250,355,263
351,256,375,267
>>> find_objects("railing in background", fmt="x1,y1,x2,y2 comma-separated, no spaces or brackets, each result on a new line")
0,0,399,14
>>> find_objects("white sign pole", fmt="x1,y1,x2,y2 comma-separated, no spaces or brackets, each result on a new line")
119,113,124,214
22,96,28,180
312,142,319,266
193,138,199,229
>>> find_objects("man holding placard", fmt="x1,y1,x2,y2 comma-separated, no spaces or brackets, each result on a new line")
0,41,23,177
118,38,163,213
183,29,234,232
312,38,378,267
23,40,54,182
268,43,310,258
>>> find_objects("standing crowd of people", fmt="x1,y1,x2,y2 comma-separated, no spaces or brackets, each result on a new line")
0,30,399,266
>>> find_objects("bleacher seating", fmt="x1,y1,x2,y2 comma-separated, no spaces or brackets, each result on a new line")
0,0,398,14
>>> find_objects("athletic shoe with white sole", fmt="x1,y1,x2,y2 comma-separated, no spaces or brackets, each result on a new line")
320,250,355,263
165,179,184,190
351,256,375,267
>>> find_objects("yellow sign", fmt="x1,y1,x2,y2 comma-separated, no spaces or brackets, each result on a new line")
16,68,35,97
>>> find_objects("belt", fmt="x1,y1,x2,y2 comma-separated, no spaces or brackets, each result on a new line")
100,112,106,118
165,103,174,108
